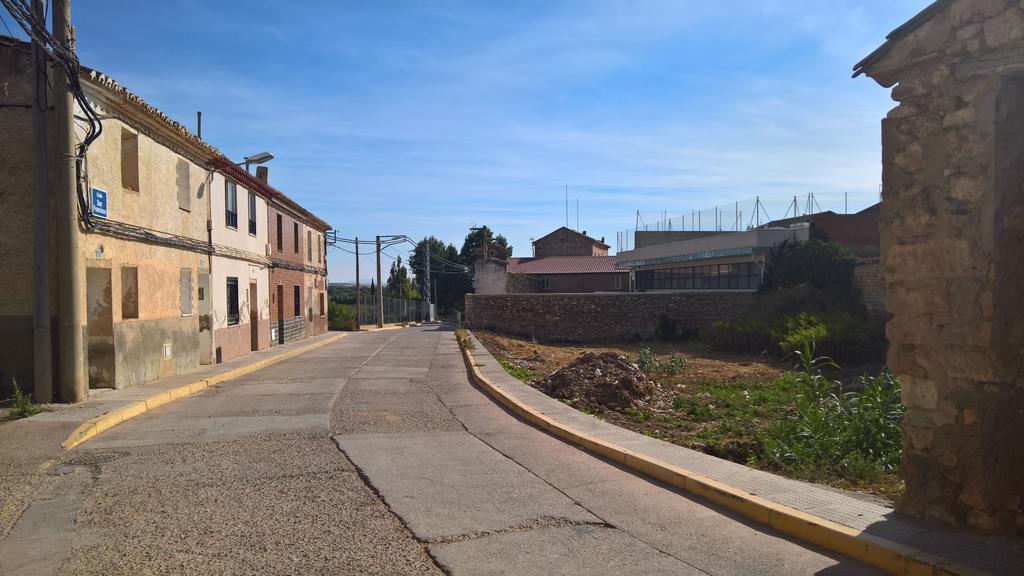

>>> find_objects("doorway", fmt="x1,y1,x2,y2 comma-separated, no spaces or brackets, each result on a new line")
250,281,259,351
86,267,115,388
276,284,284,345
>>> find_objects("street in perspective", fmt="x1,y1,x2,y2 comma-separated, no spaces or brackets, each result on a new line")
2,1,1024,575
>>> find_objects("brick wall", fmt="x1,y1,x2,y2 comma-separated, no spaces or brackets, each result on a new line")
269,267,304,345
465,292,754,342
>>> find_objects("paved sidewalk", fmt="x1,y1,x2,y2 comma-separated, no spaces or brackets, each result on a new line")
0,332,341,541
467,332,1024,575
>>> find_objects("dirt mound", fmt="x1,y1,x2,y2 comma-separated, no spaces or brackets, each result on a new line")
539,351,657,410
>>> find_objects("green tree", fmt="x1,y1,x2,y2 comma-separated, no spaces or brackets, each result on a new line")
385,256,420,299
410,236,465,313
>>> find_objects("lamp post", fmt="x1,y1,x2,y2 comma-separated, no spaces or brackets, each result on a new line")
237,151,274,173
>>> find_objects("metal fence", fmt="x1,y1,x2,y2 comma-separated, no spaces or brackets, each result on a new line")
354,292,431,326
615,191,880,252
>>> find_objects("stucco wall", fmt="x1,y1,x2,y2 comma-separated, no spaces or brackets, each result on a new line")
210,256,270,359
465,292,755,342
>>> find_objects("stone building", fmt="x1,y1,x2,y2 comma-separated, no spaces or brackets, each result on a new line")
207,159,273,363
0,34,331,399
532,227,609,257
856,0,1024,534
1,35,213,393
266,187,329,345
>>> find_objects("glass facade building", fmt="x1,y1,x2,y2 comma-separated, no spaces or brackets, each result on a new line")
635,261,761,291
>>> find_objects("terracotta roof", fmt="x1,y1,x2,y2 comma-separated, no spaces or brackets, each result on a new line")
507,256,625,275
532,227,609,249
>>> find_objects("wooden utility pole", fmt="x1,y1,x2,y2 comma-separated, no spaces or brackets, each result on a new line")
375,236,383,328
354,237,360,330
55,0,86,402
31,0,53,403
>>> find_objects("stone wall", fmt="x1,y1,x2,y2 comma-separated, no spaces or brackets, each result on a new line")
862,0,1024,534
534,228,608,257
465,292,754,342
853,258,885,319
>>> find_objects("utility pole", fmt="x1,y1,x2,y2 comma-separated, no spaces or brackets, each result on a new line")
31,0,53,403
354,237,360,330
423,244,432,322
375,236,383,328
55,0,86,402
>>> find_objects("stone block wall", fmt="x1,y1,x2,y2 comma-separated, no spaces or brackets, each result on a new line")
871,0,1024,534
534,228,608,257
853,258,885,319
465,292,754,343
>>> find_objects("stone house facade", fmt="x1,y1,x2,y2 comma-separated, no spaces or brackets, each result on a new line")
208,160,273,364
1,35,213,393
856,0,1024,534
266,189,329,345
0,34,331,398
532,227,609,257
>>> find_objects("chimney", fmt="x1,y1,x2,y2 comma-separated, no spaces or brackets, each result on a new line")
256,165,269,183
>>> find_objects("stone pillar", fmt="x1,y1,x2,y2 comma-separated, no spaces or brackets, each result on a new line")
881,57,1024,533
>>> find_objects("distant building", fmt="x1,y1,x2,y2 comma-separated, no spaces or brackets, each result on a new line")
507,256,627,293
532,227,609,257
474,227,627,294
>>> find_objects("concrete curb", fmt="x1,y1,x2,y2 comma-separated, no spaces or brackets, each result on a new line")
457,332,988,576
61,333,347,451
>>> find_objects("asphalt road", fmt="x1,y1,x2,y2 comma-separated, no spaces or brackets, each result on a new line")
0,326,882,575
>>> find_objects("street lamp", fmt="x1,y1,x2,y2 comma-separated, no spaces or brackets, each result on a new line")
238,151,274,173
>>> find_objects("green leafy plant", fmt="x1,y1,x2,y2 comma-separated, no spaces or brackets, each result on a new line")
636,347,656,374
498,358,539,383
8,378,39,419
657,354,687,375
761,348,904,483
328,302,357,331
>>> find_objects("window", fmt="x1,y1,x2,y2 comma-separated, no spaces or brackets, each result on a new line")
225,180,238,229
227,277,239,325
176,159,190,211
319,292,325,317
634,262,762,292
121,266,139,319
293,285,301,317
293,223,299,253
307,230,312,261
180,268,192,316
317,234,322,263
120,128,139,192
247,191,257,235
276,214,283,251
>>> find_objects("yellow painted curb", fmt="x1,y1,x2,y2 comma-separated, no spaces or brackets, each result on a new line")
457,333,989,576
61,333,346,451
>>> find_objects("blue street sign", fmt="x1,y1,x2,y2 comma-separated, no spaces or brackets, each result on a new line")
91,187,108,219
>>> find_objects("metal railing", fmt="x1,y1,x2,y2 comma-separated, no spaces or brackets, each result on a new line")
615,192,880,252
355,292,431,326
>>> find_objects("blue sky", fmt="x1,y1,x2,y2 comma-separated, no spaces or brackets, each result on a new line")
58,0,925,281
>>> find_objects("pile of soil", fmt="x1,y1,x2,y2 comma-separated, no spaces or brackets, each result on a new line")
538,351,657,410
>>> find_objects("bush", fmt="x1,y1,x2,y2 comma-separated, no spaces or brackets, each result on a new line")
707,286,884,363
7,378,39,419
328,302,357,331
760,349,903,483
763,239,864,314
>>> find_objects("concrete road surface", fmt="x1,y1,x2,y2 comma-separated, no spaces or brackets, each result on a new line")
0,326,881,575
